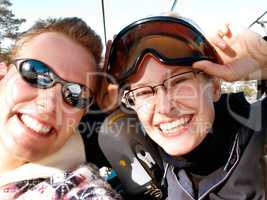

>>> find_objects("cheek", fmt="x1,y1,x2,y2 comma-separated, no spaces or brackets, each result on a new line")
0,73,36,109
172,84,198,98
170,79,198,98
170,85,200,112
199,83,216,112
195,88,216,132
60,109,84,132
135,104,155,126
170,82,199,108
173,82,214,112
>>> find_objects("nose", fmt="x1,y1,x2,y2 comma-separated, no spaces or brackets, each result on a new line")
155,87,173,115
35,84,62,114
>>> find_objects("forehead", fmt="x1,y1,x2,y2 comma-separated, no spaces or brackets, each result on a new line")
127,56,192,87
16,32,97,86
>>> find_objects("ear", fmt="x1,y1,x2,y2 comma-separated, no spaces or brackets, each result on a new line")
0,62,9,80
212,77,221,102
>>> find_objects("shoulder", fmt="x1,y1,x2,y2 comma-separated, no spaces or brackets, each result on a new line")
250,96,267,130
214,93,267,131
215,92,250,117
214,92,250,128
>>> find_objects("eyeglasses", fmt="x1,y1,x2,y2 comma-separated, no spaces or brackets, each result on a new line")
107,16,221,83
122,71,202,109
12,58,94,109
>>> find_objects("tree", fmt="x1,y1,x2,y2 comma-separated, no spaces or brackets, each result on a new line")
0,0,25,61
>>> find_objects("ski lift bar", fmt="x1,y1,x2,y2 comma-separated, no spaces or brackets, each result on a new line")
249,11,267,28
170,0,178,11
101,0,107,44
250,11,267,99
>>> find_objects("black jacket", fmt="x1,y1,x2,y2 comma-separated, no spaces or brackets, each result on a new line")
161,93,267,200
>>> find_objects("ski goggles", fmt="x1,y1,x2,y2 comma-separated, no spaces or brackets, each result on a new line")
12,58,94,109
107,16,221,83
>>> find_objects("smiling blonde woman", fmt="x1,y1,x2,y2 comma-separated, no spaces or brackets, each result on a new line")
0,17,121,200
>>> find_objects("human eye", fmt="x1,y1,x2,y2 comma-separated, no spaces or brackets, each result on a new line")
133,87,153,98
168,73,193,87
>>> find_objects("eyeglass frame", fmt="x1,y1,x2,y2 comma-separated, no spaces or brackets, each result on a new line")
121,70,203,109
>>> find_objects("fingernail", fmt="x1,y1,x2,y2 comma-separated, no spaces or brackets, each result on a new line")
218,41,226,49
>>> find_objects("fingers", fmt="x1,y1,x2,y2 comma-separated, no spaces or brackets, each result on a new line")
97,37,120,112
193,60,239,82
217,23,231,39
193,57,260,82
211,34,227,50
221,23,231,37
210,24,240,63
103,40,113,71
193,60,232,80
199,24,266,82
96,81,119,112
210,23,232,50
106,40,112,49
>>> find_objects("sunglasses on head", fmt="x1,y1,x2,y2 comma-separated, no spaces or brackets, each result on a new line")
12,58,94,109
107,16,221,83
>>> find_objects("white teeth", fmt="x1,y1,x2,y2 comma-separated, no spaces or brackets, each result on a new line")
159,115,191,132
21,114,52,134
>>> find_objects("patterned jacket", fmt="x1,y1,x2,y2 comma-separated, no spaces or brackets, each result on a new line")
0,163,122,200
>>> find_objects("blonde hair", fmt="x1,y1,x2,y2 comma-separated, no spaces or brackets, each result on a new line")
11,17,103,66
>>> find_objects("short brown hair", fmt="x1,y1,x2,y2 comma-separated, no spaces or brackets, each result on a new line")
11,17,103,66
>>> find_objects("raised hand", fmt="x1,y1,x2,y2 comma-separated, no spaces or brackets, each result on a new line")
193,24,267,82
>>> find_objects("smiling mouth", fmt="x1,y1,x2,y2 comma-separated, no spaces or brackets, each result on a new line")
159,114,193,136
18,113,54,136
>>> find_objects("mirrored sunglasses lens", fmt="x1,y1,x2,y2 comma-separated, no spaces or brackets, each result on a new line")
62,84,93,108
20,60,53,88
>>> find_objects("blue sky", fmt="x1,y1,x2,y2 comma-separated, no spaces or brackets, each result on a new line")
11,0,267,45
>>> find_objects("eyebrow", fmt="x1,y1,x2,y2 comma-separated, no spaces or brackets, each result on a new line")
129,83,149,90
131,82,167,91
170,68,192,75
129,69,193,89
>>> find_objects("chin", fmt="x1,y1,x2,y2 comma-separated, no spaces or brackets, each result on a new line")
161,139,197,156
163,146,192,156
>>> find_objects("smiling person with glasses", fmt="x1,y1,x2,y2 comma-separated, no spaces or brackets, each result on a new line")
102,13,267,199
0,17,121,199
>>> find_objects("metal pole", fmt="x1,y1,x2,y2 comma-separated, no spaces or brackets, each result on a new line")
101,0,107,44
248,11,267,28
170,0,178,11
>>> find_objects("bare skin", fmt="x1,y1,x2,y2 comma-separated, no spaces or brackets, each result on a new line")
193,24,267,81
0,33,96,173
